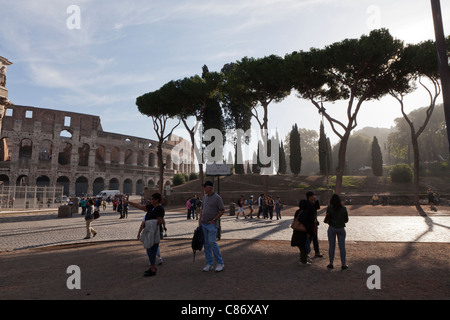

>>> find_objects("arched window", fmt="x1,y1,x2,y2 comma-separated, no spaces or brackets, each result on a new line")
38,140,53,161
95,145,105,164
78,143,90,166
111,147,120,164
58,142,72,165
19,139,32,159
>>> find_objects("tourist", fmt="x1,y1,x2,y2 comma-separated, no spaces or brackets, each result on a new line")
428,188,437,212
372,193,379,205
80,197,87,215
83,199,97,239
190,195,198,219
186,197,192,219
262,195,268,219
325,194,349,270
266,195,274,219
195,199,202,220
236,194,246,219
118,199,124,219
198,180,225,272
247,195,254,219
305,191,323,258
275,196,282,220
291,199,315,265
257,193,264,218
128,193,165,277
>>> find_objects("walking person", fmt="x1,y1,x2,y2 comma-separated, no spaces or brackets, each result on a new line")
127,193,165,277
83,199,97,239
325,194,349,270
198,180,225,272
247,195,254,219
236,195,246,219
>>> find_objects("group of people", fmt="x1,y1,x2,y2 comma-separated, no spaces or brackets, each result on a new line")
255,194,283,220
112,197,129,219
233,194,283,220
291,191,349,269
81,195,133,239
186,195,202,220
86,180,349,277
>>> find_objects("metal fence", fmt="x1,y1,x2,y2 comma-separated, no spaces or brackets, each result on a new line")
0,186,64,211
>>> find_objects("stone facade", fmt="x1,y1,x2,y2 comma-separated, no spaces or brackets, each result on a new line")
0,104,195,196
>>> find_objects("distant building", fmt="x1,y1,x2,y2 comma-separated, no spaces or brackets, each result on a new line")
0,104,195,196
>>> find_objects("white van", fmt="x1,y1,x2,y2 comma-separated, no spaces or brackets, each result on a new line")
96,190,121,199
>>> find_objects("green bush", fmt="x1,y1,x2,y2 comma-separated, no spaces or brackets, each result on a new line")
189,172,199,181
389,164,413,183
173,173,186,186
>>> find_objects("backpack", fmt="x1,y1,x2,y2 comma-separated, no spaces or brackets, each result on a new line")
191,226,204,261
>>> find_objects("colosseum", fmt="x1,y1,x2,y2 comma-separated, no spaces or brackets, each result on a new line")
0,103,195,197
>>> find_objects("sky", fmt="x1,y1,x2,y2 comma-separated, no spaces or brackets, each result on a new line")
1,0,449,154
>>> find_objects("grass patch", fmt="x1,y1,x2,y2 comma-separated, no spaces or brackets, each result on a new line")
328,176,365,189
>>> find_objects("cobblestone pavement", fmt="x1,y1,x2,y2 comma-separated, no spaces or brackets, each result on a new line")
1,205,449,252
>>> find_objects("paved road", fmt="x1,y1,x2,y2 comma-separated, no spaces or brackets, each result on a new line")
1,205,449,252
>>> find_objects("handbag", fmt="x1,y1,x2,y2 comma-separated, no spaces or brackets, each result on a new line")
291,215,306,232
94,209,100,220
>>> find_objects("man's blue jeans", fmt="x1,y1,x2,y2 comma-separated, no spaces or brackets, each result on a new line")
201,223,224,265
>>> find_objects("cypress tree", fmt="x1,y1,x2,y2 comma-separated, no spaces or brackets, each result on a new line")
289,124,302,176
278,141,287,174
371,136,383,176
318,121,327,175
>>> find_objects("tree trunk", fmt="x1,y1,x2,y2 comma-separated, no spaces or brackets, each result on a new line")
335,132,350,195
157,142,164,195
411,133,421,206
188,131,204,196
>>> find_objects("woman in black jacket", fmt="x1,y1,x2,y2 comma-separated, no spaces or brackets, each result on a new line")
291,199,316,265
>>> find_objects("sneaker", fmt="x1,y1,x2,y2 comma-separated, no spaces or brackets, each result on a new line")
327,264,334,269
341,265,349,270
157,257,163,265
202,264,214,272
215,264,224,272
314,253,323,258
298,261,311,266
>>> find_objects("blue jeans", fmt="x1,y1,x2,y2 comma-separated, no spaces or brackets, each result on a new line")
146,243,159,265
327,226,346,265
305,237,312,255
201,223,224,265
